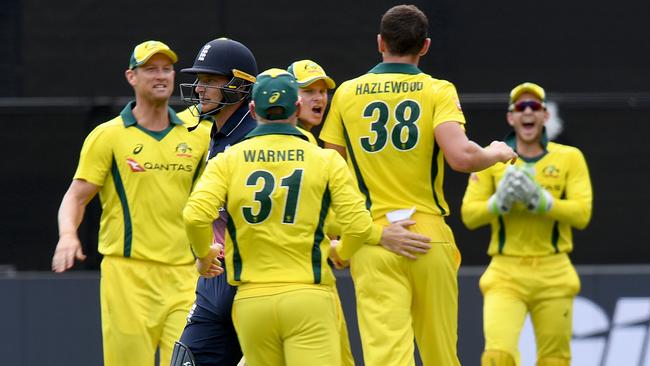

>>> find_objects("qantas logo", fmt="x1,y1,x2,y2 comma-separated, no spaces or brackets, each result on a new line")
519,296,650,365
126,158,145,172
126,158,194,173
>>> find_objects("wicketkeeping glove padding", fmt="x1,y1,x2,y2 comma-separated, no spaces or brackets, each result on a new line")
516,167,554,214
488,165,518,214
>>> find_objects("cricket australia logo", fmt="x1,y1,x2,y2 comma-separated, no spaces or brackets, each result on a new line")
519,296,650,365
176,143,193,158
542,165,560,178
126,158,145,172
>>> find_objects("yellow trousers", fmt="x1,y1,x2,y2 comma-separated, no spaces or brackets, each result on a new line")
100,256,197,366
233,284,341,366
351,213,461,366
480,253,580,365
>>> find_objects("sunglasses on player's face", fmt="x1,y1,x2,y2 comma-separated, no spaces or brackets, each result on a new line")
510,100,545,112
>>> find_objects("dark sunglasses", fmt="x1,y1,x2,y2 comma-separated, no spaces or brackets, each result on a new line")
510,100,545,112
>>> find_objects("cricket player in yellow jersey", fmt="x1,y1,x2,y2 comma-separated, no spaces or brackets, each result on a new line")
461,82,593,366
287,59,356,366
184,68,387,366
287,59,337,145
320,5,517,366
51,41,207,366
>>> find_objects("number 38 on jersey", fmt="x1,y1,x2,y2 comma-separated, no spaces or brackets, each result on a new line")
360,99,421,152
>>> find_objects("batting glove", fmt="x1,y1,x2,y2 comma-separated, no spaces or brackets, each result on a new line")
488,165,518,215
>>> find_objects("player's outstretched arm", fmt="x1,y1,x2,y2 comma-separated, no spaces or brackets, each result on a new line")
52,179,99,272
435,122,517,173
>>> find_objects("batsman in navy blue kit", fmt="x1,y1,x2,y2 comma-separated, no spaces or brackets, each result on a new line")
171,38,259,366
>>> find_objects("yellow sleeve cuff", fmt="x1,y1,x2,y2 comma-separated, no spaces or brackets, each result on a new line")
366,223,383,245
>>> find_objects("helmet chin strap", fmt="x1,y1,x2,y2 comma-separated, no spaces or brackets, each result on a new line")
187,103,222,132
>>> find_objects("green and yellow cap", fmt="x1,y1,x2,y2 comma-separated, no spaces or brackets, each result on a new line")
252,68,299,120
509,82,545,104
287,59,336,89
129,40,178,69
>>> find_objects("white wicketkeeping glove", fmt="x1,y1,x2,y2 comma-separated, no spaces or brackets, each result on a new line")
509,168,537,202
516,167,554,214
488,165,518,215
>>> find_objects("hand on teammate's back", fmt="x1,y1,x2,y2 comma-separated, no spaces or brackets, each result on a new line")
379,220,431,260
52,234,87,272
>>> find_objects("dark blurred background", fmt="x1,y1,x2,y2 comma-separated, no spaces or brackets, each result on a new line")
1,0,648,271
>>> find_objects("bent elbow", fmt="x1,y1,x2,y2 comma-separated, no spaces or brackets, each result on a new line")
447,159,473,173
183,205,200,228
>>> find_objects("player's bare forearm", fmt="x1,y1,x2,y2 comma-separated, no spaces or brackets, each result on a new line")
52,180,98,272
57,180,99,237
435,122,516,173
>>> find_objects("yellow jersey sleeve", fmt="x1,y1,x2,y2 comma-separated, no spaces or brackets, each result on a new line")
74,123,114,186
319,83,348,146
296,125,319,145
461,166,498,229
183,153,230,258
325,150,375,260
547,148,592,229
432,81,466,129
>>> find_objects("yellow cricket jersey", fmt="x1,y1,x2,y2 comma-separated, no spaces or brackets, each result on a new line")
183,123,381,287
296,125,318,145
74,101,209,265
461,133,593,256
320,63,466,219
296,125,343,238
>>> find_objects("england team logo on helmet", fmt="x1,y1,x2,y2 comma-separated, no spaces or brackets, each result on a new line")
179,38,258,118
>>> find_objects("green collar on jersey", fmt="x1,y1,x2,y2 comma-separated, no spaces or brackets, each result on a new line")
120,101,184,127
504,127,549,163
244,123,309,141
368,63,422,75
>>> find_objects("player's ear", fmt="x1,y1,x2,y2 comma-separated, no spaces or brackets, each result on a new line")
125,69,136,87
419,38,431,56
249,101,258,119
506,112,515,127
377,34,385,54
295,97,302,118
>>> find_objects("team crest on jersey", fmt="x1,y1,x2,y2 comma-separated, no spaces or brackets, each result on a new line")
542,165,560,178
176,143,193,158
126,158,146,172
